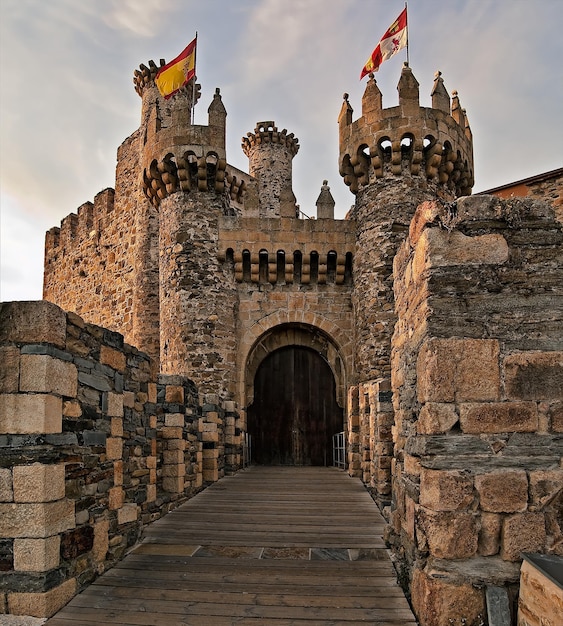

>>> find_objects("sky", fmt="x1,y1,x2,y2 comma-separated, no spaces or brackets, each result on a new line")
1,0,562,302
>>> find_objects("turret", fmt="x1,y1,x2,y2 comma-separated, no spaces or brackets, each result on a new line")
339,64,474,199
131,58,238,397
343,65,475,384
242,121,300,218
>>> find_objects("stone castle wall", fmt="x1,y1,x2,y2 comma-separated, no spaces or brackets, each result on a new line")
0,301,242,617
388,195,563,624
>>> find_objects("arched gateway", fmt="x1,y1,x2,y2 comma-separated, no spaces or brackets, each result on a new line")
244,323,346,466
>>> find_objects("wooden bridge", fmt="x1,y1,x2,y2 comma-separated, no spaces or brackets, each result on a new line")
46,466,417,625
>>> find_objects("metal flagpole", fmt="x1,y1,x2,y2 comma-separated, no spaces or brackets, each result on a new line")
405,2,410,66
191,31,198,125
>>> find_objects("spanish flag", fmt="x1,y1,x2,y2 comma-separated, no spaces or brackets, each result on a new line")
155,37,197,99
360,8,407,79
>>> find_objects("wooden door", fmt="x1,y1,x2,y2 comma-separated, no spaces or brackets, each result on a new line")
247,346,343,465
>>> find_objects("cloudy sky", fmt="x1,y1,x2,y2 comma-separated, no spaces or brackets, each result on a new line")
1,0,562,302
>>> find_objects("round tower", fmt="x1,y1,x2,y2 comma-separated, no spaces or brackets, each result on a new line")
339,64,474,383
242,121,299,218
132,59,237,398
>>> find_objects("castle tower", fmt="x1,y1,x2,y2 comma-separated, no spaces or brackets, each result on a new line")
242,121,299,217
134,61,237,397
339,64,474,384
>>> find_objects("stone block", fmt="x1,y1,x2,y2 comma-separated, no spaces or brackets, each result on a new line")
0,301,66,349
417,338,500,403
475,470,528,513
100,345,126,372
0,468,13,502
460,401,538,434
8,578,76,618
106,391,123,417
161,464,185,477
417,402,458,434
165,413,185,427
202,430,219,442
60,526,94,559
0,393,62,434
0,500,75,538
108,486,123,510
419,469,474,511
20,354,77,398
147,382,157,403
417,507,478,559
12,463,66,503
105,437,123,461
146,484,156,502
113,460,123,486
117,503,138,525
528,469,563,508
13,536,60,572
501,512,546,561
160,426,183,439
110,417,123,437
165,385,184,403
203,468,219,483
163,449,184,465
411,567,486,626
479,512,502,556
92,519,109,564
0,346,20,393
162,476,184,493
504,351,563,401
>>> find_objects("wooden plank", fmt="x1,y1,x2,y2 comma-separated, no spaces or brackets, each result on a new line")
46,467,416,625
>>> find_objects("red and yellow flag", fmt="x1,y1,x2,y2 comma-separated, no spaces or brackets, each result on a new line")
155,37,197,99
360,8,407,79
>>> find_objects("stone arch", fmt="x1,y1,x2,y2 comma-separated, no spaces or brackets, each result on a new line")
238,311,351,412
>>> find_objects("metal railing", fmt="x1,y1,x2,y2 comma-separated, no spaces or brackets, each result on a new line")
242,433,252,468
332,431,346,469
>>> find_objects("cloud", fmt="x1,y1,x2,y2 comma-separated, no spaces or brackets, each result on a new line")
102,0,182,38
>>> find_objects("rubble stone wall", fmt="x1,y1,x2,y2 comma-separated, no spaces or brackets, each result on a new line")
389,195,563,626
0,301,237,618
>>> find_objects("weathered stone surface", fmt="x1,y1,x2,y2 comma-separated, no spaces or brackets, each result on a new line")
413,228,509,281
100,345,126,372
60,526,94,559
460,401,538,434
504,351,563,401
417,507,479,559
479,512,502,556
0,394,62,435
0,468,13,502
117,503,138,525
411,567,486,626
501,512,546,561
0,346,20,393
12,463,66,503
528,469,563,508
8,578,76,618
106,391,123,417
19,355,77,398
475,470,528,513
13,536,60,572
417,402,459,434
0,302,66,349
419,469,474,511
417,338,500,403
0,500,75,538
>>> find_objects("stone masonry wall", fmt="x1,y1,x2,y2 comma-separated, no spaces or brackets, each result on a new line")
0,301,236,618
389,195,563,626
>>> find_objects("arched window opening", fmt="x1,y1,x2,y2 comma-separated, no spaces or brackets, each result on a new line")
344,252,353,285
259,249,269,283
225,248,234,272
310,251,319,284
242,249,251,282
276,250,285,284
400,134,414,158
293,250,302,284
327,251,337,283
378,138,392,163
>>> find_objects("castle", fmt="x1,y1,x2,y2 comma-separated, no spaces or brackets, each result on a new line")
1,53,562,624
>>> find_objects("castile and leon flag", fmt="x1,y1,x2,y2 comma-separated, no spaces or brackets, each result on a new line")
155,36,197,99
360,8,407,79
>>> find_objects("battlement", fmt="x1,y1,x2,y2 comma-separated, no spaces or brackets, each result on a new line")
339,65,474,197
45,188,115,251
133,58,202,104
241,122,300,158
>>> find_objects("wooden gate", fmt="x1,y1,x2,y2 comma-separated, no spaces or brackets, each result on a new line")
247,346,343,465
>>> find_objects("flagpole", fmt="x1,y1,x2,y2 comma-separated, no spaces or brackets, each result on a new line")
405,2,409,66
191,31,198,125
